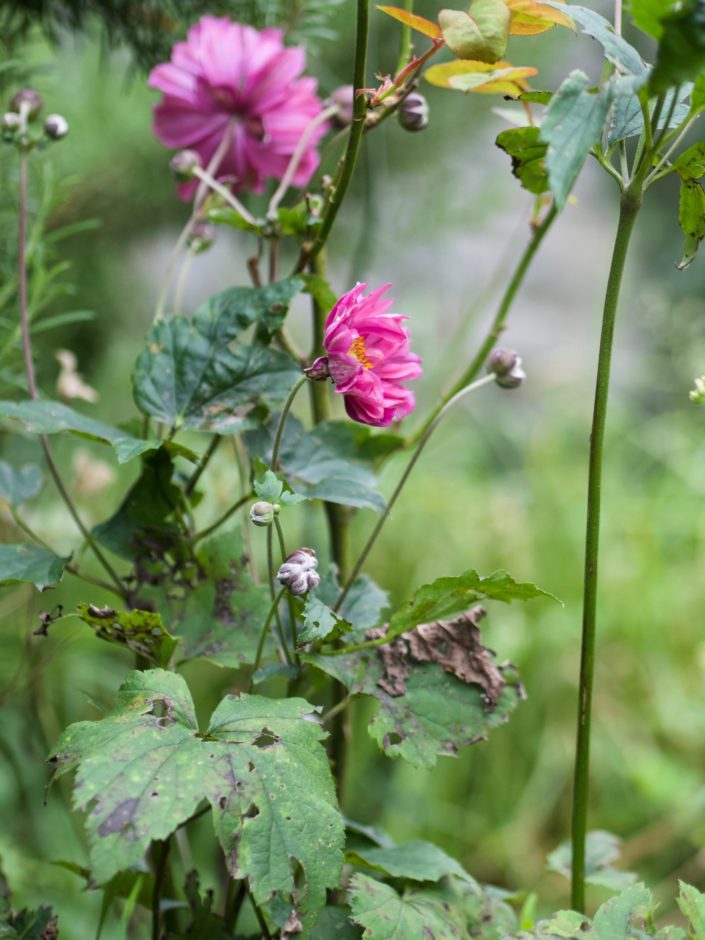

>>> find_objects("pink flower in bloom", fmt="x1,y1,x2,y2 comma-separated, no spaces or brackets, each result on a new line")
322,283,422,427
148,16,327,198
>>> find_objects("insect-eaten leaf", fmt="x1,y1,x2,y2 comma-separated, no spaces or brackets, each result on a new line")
75,603,176,667
425,59,538,96
547,830,638,891
377,5,442,39
307,605,524,768
439,0,510,62
676,176,705,270
0,543,70,591
505,0,573,35
496,126,549,193
49,669,344,928
297,594,351,645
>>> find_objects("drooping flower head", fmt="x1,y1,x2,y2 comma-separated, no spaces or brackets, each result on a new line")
149,16,328,199
319,283,422,428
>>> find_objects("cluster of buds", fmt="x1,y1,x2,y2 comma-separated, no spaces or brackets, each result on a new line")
487,348,526,389
2,88,69,148
277,547,320,596
326,83,429,134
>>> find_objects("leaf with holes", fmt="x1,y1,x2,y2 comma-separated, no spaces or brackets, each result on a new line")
0,460,43,506
349,875,467,939
0,543,70,591
74,603,176,667
377,5,442,39
50,670,343,925
496,126,549,194
439,0,511,62
425,59,538,96
297,595,350,645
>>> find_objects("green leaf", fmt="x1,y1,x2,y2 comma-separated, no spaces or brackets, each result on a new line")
298,595,350,645
630,0,677,38
608,82,691,146
496,126,549,194
691,74,705,114
547,830,637,892
167,530,273,669
677,882,705,938
93,449,183,559
542,3,646,76
0,863,57,938
276,197,325,236
50,669,343,925
307,652,522,768
309,906,362,939
591,883,652,938
191,278,304,342
253,464,307,507
382,568,557,644
0,543,70,590
650,0,705,94
348,874,467,939
207,205,264,234
540,69,615,209
74,602,176,666
673,141,705,179
676,177,705,270
300,272,338,314
0,400,163,464
439,0,511,62
317,568,390,634
348,839,473,883
0,461,42,505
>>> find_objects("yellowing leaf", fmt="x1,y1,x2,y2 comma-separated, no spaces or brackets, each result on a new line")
377,5,442,39
439,0,511,62
425,59,538,96
505,0,574,34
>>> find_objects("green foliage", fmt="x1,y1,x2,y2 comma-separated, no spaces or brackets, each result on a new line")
438,0,510,63
74,602,176,666
316,568,390,634
347,839,473,883
542,3,646,76
629,0,676,38
349,874,468,939
496,127,549,195
0,543,69,590
649,0,705,94
0,460,42,505
676,177,705,270
0,863,57,938
50,669,344,925
547,830,637,891
608,84,691,147
298,594,350,644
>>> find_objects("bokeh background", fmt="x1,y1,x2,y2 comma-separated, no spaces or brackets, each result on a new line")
1,1,705,936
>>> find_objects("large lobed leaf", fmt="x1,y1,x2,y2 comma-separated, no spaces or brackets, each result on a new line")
0,543,70,590
349,874,467,939
50,669,344,927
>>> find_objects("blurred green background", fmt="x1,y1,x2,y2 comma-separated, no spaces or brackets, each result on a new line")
2,2,705,936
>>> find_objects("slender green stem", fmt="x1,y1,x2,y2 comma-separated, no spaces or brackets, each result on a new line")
192,491,253,544
300,0,369,267
274,516,298,658
272,375,307,471
408,204,557,448
184,435,221,498
191,166,258,226
17,152,125,598
395,0,414,73
250,587,287,686
570,186,642,913
335,372,497,614
224,880,247,933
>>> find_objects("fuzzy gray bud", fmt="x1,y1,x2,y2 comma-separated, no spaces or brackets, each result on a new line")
188,219,216,252
398,92,429,132
2,112,21,130
488,348,525,389
170,149,201,181
250,500,278,527
327,85,355,128
277,547,320,596
44,113,69,140
9,88,43,118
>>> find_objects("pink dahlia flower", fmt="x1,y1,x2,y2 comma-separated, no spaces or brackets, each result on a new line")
148,16,327,199
322,283,422,427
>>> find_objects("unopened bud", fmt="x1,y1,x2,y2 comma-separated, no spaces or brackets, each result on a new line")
303,356,330,382
690,375,705,403
188,219,216,252
2,112,21,131
488,348,525,389
9,88,43,119
398,92,429,132
277,547,320,596
327,85,355,128
44,113,69,140
170,149,201,181
250,500,278,527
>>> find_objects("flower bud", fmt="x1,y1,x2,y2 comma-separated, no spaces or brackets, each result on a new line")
277,547,320,596
170,149,201,181
488,347,525,389
188,219,216,252
250,500,278,527
398,92,429,132
690,375,705,403
327,85,355,128
9,88,43,119
44,113,69,140
303,356,330,382
2,112,21,131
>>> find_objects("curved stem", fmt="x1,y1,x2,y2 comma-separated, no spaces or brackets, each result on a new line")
249,586,287,685
192,491,253,544
409,204,557,447
184,435,221,499
191,166,258,227
271,375,307,471
571,187,642,912
335,372,497,614
17,153,125,598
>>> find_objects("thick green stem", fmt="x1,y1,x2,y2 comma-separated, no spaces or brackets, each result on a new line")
571,187,642,912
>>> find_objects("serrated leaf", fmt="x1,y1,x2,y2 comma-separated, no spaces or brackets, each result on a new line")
541,3,646,76
673,141,705,180
276,197,324,237
75,602,176,666
496,126,549,193
425,59,538,96
439,0,511,62
592,883,652,937
0,461,42,505
317,568,390,635
677,882,705,938
676,177,705,270
506,0,573,34
608,82,691,147
348,874,467,939
310,906,362,939
547,830,637,892
348,839,473,883
253,465,307,507
0,400,162,464
540,69,615,209
298,595,349,645
50,670,343,925
0,543,70,590
192,278,304,342
377,5,442,39
649,0,705,94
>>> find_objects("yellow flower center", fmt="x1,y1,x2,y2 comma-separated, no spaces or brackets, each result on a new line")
348,336,373,369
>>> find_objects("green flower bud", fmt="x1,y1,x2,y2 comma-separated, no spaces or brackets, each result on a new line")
250,500,278,527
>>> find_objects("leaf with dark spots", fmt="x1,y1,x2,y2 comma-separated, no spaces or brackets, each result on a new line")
75,603,176,666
